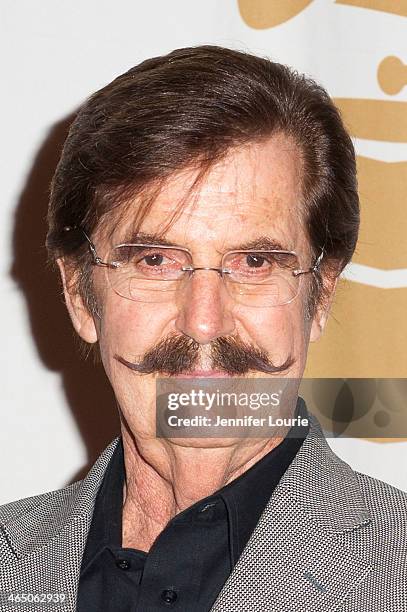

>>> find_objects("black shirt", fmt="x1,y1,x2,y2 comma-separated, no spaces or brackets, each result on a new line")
77,398,309,612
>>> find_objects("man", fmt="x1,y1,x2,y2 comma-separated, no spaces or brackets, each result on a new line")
0,46,405,612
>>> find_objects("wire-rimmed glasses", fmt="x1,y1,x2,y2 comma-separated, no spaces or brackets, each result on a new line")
66,227,323,308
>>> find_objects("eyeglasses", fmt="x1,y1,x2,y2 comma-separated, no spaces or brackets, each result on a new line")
65,227,323,308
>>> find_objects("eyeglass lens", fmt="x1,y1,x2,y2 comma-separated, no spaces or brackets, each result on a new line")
105,245,302,307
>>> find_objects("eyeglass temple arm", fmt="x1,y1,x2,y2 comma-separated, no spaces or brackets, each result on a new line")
294,248,324,277
312,249,324,271
63,225,114,268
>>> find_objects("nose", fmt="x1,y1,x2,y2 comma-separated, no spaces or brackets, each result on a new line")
175,270,235,344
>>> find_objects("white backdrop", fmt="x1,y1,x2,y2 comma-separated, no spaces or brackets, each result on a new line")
1,0,406,505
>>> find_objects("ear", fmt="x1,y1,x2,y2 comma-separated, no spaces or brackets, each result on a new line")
310,272,339,343
57,258,98,344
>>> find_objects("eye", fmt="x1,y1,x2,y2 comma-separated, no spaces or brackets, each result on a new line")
245,254,270,268
114,246,180,267
224,251,299,281
112,245,192,279
141,253,166,266
134,249,181,272
233,253,275,272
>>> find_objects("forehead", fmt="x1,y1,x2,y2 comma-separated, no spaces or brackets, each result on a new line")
110,134,307,252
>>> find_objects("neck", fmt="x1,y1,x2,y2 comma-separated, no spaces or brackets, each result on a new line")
120,427,283,551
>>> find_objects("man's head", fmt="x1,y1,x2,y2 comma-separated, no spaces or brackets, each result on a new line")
47,45,359,435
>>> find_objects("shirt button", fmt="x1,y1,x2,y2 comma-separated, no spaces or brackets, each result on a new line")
116,558,131,570
160,589,178,604
197,501,216,521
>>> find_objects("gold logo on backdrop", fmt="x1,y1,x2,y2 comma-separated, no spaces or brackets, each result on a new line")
306,57,407,439
335,0,407,17
238,0,313,29
334,99,407,142
378,56,407,95
299,378,407,441
238,0,407,29
238,0,407,441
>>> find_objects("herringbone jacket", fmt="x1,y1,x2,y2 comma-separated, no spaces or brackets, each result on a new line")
0,412,406,611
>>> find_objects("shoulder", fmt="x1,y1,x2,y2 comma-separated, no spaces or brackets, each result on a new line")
338,470,407,576
0,438,120,555
354,470,407,526
0,482,81,527
335,471,407,607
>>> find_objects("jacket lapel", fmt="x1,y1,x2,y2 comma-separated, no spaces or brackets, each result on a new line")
210,413,373,611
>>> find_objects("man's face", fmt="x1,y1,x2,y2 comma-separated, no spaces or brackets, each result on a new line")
60,134,332,439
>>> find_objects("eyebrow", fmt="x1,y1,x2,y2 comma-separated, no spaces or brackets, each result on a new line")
118,232,289,252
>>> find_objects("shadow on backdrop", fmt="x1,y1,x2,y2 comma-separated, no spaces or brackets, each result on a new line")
11,114,120,486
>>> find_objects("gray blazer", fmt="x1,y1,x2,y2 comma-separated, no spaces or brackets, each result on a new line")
0,412,406,611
